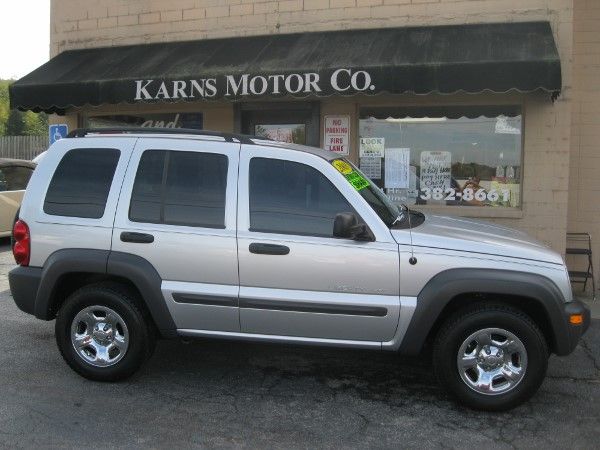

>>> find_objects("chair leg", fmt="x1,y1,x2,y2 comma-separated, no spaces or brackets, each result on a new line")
590,255,596,301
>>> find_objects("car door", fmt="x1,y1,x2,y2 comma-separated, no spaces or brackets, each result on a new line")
112,137,240,332
237,146,400,342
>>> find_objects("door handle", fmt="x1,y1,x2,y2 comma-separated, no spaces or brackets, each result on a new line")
120,232,154,244
249,243,290,255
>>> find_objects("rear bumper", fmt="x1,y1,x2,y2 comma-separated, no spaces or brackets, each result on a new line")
556,299,591,356
8,266,42,317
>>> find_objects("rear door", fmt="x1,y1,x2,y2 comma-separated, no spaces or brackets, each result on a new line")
112,137,240,332
237,146,400,342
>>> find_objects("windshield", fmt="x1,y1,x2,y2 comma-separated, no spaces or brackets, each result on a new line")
331,159,401,227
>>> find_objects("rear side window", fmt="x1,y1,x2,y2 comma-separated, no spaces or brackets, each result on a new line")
249,158,356,237
44,148,120,218
129,150,228,228
0,166,34,191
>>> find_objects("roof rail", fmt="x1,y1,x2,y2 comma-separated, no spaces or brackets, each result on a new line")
66,128,263,144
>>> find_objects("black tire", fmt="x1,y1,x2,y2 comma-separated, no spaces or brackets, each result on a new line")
433,303,548,411
55,282,156,381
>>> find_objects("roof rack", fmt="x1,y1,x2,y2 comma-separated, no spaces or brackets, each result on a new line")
67,128,263,145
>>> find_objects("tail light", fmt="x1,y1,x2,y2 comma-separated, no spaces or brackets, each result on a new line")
12,220,30,266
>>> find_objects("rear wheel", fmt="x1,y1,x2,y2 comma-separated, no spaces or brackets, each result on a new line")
433,303,548,411
55,283,155,381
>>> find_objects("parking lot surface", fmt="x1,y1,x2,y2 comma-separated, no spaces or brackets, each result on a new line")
0,239,599,449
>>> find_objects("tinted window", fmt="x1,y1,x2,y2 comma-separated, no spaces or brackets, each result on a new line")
130,150,228,228
0,166,34,191
44,149,120,218
249,158,355,237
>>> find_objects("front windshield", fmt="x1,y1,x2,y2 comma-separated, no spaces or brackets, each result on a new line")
331,159,401,227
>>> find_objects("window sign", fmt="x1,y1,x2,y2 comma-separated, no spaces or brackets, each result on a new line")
420,151,452,191
85,113,203,130
384,148,411,189
359,137,385,157
359,157,381,179
324,115,350,155
359,107,522,208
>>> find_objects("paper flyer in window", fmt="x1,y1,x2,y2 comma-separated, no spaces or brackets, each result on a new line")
420,151,452,192
359,137,385,158
384,148,410,189
360,157,382,179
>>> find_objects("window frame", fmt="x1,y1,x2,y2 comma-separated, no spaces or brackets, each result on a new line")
248,156,361,238
236,145,394,244
357,102,525,217
128,149,229,230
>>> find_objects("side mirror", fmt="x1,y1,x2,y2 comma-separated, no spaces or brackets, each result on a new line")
333,212,375,241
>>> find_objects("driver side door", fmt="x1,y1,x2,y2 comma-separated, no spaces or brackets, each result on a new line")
236,147,400,342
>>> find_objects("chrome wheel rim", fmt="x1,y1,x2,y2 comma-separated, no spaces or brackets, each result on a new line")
70,306,129,367
457,328,527,396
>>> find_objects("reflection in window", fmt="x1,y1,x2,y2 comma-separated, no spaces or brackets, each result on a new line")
254,124,306,144
359,107,522,208
249,158,356,237
44,148,120,218
129,150,228,228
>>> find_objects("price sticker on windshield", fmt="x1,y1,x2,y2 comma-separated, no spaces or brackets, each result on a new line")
345,171,370,191
332,159,353,175
332,159,370,191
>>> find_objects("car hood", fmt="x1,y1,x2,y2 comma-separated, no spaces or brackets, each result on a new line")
391,213,564,265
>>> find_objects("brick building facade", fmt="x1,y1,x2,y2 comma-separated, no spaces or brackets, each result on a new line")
11,0,600,295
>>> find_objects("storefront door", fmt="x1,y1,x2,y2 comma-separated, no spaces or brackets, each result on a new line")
238,102,320,146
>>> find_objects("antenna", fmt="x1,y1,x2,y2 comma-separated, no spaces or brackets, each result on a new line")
407,206,417,265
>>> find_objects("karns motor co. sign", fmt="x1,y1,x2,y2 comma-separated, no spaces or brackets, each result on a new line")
134,69,376,101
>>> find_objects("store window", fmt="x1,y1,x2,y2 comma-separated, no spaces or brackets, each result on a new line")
85,113,203,129
359,106,522,208
254,124,305,144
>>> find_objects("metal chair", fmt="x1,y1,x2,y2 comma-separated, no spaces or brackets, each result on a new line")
566,232,596,301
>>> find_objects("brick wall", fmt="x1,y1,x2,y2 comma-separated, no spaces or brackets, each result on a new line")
568,0,600,295
48,0,576,256
51,0,573,57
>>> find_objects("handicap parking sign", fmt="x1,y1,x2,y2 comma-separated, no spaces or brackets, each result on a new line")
49,124,68,145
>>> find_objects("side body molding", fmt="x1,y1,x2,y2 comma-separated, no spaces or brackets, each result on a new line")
33,249,176,337
399,268,569,355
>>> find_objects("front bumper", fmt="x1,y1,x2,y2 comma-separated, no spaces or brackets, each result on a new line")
8,265,42,316
556,299,591,356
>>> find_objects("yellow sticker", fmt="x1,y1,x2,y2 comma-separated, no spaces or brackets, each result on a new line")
332,159,353,175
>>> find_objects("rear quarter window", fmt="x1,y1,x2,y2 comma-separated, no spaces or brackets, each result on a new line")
44,148,121,219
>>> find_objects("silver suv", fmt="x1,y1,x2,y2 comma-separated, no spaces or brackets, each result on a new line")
9,129,589,411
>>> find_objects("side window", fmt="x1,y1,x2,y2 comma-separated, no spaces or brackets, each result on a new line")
129,150,228,229
44,148,120,219
2,166,34,191
249,158,356,237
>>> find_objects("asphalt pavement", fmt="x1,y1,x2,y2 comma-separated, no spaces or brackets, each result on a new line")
0,238,599,449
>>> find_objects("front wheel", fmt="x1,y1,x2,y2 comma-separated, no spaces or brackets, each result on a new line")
433,303,548,411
